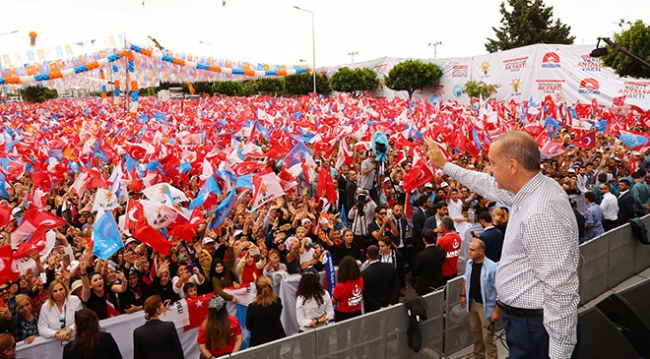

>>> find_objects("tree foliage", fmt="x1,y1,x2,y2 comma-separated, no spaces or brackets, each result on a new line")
485,0,575,53
20,86,58,103
462,81,499,100
284,73,330,96
213,81,243,96
384,60,442,99
253,78,285,95
601,20,650,79
329,67,379,96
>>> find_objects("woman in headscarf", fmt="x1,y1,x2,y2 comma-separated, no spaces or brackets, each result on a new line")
210,240,238,304
119,269,150,314
193,242,215,295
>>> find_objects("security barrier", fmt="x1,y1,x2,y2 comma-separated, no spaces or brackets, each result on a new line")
17,216,650,359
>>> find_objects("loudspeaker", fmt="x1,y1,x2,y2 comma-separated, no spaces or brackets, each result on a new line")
596,280,650,357
577,307,637,359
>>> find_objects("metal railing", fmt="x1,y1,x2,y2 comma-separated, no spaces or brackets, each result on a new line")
225,215,650,359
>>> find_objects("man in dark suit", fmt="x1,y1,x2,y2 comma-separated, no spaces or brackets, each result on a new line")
133,296,184,359
617,178,635,226
337,164,350,212
361,245,400,313
412,228,446,295
475,211,503,262
411,195,430,287
345,170,359,215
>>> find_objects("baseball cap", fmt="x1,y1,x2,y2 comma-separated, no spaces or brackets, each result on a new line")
125,237,138,246
208,295,226,310
440,182,449,188
383,177,391,183
568,168,576,173
301,218,312,225
424,183,434,189
203,237,215,245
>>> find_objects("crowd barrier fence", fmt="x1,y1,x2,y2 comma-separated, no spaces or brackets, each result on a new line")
17,215,650,358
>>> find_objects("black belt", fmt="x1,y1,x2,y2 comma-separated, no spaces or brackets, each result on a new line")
496,300,543,318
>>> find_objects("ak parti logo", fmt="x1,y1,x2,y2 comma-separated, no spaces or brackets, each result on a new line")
578,78,600,94
541,52,561,68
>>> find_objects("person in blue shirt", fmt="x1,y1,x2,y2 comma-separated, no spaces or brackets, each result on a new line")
460,239,500,359
584,192,605,241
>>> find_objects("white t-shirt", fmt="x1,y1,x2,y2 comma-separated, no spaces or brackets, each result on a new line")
600,192,619,221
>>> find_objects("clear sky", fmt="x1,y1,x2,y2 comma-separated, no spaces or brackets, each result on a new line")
0,0,648,68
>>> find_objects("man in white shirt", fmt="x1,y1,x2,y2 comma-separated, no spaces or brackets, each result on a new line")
599,183,619,232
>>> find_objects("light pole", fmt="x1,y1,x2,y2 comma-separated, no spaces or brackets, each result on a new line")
0,30,18,101
348,51,358,63
199,40,214,57
428,41,442,58
294,5,316,94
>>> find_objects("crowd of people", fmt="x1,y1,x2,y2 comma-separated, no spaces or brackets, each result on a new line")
0,94,647,358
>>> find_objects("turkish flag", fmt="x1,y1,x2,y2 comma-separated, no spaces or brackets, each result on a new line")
629,152,638,174
540,140,567,158
124,201,146,231
570,132,596,149
184,293,213,331
402,160,435,192
0,246,19,285
132,225,172,255
14,227,47,259
0,205,11,229
316,164,338,207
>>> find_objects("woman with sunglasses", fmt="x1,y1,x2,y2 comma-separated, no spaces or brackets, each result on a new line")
37,280,83,342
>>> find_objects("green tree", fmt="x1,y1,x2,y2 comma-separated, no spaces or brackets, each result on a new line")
285,73,312,95
213,81,242,96
462,81,499,100
485,0,575,53
20,86,58,103
384,60,442,99
254,78,285,95
601,20,650,79
329,67,379,96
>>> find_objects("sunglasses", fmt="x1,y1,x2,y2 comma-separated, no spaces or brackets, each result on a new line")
59,316,66,329
379,212,387,215
0,287,9,293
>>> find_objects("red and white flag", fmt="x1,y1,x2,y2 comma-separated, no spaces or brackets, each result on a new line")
569,131,596,149
540,140,566,158
124,200,146,231
0,246,19,285
141,200,179,229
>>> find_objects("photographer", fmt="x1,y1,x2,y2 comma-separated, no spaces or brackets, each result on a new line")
367,205,398,249
348,189,377,247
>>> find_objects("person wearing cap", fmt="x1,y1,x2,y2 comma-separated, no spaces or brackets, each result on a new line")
197,295,242,358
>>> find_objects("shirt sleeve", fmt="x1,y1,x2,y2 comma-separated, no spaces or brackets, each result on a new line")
323,292,335,322
295,297,311,329
197,322,206,344
37,307,58,338
444,163,515,206
230,316,242,336
520,214,579,358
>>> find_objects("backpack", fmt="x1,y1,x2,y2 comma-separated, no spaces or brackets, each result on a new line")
629,218,650,245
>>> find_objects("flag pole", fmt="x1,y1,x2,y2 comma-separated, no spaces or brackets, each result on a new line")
124,32,130,114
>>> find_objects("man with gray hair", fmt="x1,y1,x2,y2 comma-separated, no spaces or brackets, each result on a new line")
426,131,579,359
434,216,461,282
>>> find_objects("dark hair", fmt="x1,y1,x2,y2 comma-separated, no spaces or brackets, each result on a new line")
72,309,101,357
597,172,608,183
414,195,429,207
436,201,448,211
422,228,437,245
337,256,361,283
585,192,596,203
143,295,162,320
204,303,231,351
378,236,393,247
478,211,492,223
569,199,577,209
619,178,630,186
295,270,326,306
183,282,196,294
374,205,387,214
365,245,379,259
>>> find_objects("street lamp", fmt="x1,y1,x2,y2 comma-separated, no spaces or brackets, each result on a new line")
428,41,442,58
590,37,650,68
199,40,214,57
0,30,18,101
348,51,358,63
294,5,316,94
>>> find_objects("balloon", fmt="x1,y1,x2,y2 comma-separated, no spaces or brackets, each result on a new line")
29,31,37,39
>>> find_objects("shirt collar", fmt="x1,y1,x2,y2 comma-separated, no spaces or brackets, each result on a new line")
512,171,545,208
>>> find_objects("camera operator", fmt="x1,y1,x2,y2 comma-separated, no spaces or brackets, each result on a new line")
348,189,377,248
359,151,378,203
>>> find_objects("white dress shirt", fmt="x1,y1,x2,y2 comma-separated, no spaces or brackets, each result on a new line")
445,163,579,359
600,192,619,221
37,295,84,338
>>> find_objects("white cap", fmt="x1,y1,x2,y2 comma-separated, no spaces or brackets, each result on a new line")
568,168,576,173
440,182,450,188
301,218,312,225
424,183,434,189
125,237,138,246
383,177,391,183
436,169,444,176
203,237,215,245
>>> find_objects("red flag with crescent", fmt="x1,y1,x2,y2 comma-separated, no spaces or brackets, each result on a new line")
569,131,596,149
401,160,435,193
